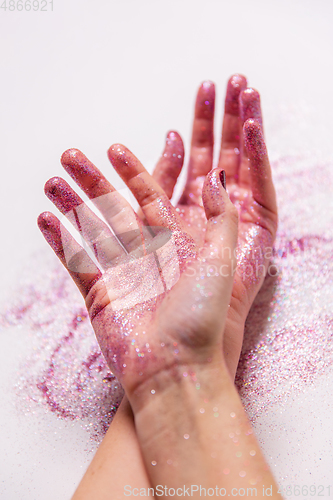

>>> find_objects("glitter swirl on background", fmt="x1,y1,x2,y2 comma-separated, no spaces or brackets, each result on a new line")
1,152,333,443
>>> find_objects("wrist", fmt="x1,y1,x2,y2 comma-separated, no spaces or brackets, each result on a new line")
128,355,232,416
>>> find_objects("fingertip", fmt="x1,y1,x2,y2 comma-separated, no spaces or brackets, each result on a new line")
166,130,181,142
165,130,184,157
195,80,215,118
107,143,127,162
37,211,58,232
107,143,129,170
228,73,247,90
44,176,82,212
44,176,64,196
243,117,260,131
60,148,82,168
108,144,144,179
202,169,238,256
202,168,229,219
240,88,262,124
240,87,260,103
225,74,247,115
201,80,215,92
243,118,266,160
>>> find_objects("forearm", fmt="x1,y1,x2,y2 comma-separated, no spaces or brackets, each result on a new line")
131,360,282,499
72,397,152,500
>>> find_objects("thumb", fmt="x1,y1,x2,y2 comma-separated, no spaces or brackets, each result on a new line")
202,168,238,275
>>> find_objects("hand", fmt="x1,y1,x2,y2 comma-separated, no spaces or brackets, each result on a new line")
38,147,238,404
38,76,279,499
151,76,278,376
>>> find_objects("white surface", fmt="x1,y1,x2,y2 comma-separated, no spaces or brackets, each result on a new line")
1,0,333,498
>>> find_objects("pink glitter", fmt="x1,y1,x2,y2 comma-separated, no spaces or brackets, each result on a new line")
1,149,333,447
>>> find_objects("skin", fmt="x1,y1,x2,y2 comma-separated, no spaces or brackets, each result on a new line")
38,76,279,499
157,78,277,376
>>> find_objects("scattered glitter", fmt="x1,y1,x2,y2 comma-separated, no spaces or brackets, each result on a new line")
2,103,333,484
239,470,246,478
184,433,190,439
151,389,155,394
223,468,230,475
1,252,124,443
199,408,205,413
151,461,157,466
230,412,236,418
236,451,242,457
250,450,256,456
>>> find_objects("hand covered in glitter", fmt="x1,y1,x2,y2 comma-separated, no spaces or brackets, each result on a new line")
150,76,278,376
38,147,238,401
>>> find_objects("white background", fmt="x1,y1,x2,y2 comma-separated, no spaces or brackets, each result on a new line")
1,0,333,498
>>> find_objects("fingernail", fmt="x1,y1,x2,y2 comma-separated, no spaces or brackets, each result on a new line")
219,170,226,190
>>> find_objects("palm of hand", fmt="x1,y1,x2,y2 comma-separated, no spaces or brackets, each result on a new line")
81,170,237,397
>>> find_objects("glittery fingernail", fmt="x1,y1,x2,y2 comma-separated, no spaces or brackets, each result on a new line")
219,170,226,190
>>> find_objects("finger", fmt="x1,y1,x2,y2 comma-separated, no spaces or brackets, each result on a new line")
240,88,263,127
44,177,126,268
180,81,215,206
243,119,277,213
188,80,215,179
108,144,183,233
219,74,247,182
37,211,101,298
202,168,238,266
61,149,150,253
238,88,263,186
152,131,184,200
